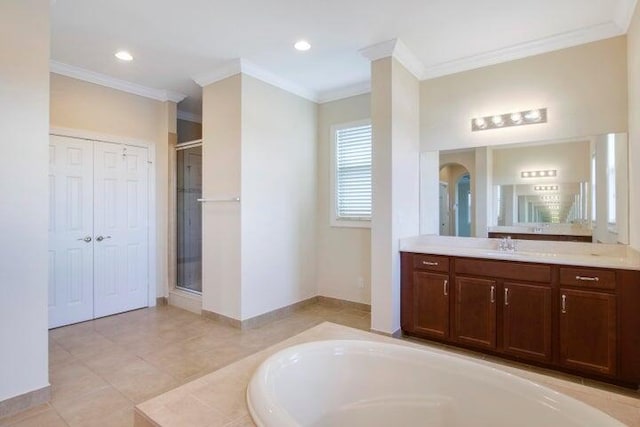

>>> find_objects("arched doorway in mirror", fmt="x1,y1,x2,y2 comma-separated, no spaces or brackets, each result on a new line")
439,163,472,237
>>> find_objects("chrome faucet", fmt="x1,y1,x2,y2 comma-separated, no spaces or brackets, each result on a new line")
498,236,517,252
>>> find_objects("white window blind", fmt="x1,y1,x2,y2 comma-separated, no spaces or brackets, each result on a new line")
335,124,372,220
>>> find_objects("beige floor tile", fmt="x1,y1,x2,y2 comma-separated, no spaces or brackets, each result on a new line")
53,387,133,427
49,321,96,342
49,361,109,400
223,415,256,427
99,359,179,403
154,395,230,427
49,343,75,368
0,404,52,427
56,333,118,360
2,408,68,427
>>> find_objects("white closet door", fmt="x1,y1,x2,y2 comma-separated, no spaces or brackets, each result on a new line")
94,142,149,318
48,136,95,328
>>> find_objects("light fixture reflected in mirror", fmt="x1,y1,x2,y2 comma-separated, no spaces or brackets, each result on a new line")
534,185,559,191
471,108,547,132
521,169,557,178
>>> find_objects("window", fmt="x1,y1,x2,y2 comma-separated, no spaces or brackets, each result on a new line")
331,121,372,227
606,134,616,226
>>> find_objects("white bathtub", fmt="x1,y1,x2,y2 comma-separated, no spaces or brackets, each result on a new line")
247,340,624,427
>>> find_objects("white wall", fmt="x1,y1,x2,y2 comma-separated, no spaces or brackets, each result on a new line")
0,0,50,402
241,75,318,319
317,94,372,304
50,74,176,299
629,2,640,250
421,37,628,152
491,140,591,185
371,57,421,334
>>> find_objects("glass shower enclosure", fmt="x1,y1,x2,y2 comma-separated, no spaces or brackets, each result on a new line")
176,144,202,293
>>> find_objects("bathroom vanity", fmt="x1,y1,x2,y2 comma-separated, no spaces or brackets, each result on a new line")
400,236,640,388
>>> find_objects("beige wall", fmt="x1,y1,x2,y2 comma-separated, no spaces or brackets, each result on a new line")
371,57,421,334
421,37,628,151
317,94,371,304
0,0,50,403
177,119,202,143
629,3,640,250
50,73,176,299
241,75,318,319
201,75,242,319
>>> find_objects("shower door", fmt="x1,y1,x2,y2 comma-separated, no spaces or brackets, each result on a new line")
176,144,202,292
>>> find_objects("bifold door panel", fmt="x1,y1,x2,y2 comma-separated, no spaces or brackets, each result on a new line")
49,136,149,328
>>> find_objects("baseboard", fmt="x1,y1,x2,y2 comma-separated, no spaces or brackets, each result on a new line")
369,328,403,338
317,296,371,312
202,296,320,330
201,310,242,329
168,290,201,314
0,386,50,419
156,297,168,306
241,296,319,329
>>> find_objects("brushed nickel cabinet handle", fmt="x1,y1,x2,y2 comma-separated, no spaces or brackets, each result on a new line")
490,286,496,304
504,288,509,306
422,261,438,266
562,295,567,314
443,279,449,296
575,275,599,282
77,236,92,243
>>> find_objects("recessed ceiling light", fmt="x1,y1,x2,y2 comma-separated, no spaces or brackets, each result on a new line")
115,50,133,61
294,40,311,52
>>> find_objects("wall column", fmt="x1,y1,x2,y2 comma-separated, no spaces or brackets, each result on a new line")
364,40,421,334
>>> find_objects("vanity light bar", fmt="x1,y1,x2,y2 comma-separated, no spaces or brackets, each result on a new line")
521,169,557,178
541,195,560,201
471,108,547,132
534,185,559,191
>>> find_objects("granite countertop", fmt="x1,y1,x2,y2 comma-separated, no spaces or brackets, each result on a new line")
400,235,640,271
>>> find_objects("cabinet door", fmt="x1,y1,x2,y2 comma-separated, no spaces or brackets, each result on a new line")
413,272,449,339
454,277,496,350
502,282,552,362
559,289,616,376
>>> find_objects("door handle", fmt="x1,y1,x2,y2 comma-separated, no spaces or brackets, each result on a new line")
95,235,111,242
77,236,92,243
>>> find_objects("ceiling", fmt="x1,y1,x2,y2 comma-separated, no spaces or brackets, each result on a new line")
50,0,637,117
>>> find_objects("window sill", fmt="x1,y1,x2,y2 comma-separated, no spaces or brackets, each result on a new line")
330,218,371,229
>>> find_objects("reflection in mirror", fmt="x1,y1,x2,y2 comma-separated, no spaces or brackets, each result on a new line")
429,133,629,244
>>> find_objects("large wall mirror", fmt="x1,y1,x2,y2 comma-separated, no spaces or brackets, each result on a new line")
428,133,629,244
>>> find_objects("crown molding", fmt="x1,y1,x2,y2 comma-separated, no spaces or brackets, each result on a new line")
359,38,426,79
50,61,186,103
177,110,202,123
422,21,624,80
317,81,371,104
192,58,318,102
614,0,638,31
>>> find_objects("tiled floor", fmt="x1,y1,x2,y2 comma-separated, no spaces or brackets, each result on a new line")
0,302,369,427
1,301,638,426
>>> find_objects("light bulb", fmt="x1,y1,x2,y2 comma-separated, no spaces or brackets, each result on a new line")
474,118,487,129
492,115,504,126
510,112,523,123
294,40,311,51
115,50,133,61
525,109,542,121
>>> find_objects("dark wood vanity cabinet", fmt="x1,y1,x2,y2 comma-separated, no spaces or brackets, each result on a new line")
453,277,496,350
502,282,552,362
401,252,640,388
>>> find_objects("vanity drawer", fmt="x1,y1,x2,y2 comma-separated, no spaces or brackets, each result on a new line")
413,254,449,272
455,258,551,283
559,267,616,290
